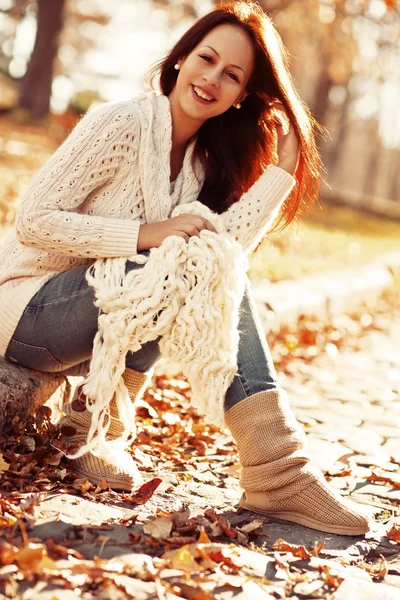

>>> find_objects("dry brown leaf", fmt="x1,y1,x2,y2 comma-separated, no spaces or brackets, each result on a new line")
387,522,400,543
16,543,58,573
172,582,214,600
197,528,211,543
368,471,400,489
172,507,190,529
209,522,223,537
45,538,85,560
164,544,202,573
143,517,173,540
359,555,388,581
319,564,344,589
123,477,162,504
0,454,10,474
272,538,312,559
204,508,217,522
0,541,19,566
216,516,237,539
237,518,264,533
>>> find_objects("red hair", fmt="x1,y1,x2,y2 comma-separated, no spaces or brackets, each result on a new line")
146,1,324,231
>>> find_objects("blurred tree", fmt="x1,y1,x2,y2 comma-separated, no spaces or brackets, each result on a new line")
0,0,110,117
18,0,65,118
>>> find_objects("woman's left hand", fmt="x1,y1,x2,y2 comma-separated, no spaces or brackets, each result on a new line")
271,101,300,176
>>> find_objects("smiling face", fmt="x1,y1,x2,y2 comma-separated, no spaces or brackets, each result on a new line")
168,23,255,127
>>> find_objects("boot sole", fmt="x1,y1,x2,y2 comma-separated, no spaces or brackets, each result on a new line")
239,497,369,536
73,464,141,492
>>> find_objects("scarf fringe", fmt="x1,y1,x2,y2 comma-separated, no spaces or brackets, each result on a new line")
66,202,247,464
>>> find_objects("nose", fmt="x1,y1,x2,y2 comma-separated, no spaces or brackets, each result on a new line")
203,67,221,88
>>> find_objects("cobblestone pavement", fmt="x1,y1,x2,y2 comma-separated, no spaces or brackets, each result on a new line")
25,305,400,599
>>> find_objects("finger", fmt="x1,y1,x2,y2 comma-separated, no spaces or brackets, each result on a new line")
182,224,201,237
172,231,190,243
202,218,218,233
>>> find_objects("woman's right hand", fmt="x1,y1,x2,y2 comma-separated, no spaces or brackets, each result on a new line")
137,214,218,251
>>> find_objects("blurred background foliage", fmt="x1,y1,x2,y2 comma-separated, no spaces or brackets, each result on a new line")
0,0,399,282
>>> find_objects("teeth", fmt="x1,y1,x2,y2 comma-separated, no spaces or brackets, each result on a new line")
193,86,213,101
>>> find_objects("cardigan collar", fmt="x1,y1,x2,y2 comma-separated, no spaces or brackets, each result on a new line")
136,91,202,225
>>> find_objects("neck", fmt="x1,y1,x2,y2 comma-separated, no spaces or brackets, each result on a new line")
168,91,203,153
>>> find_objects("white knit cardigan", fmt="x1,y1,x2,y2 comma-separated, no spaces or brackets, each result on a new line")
0,91,295,358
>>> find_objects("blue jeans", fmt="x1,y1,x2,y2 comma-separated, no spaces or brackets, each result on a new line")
5,252,278,412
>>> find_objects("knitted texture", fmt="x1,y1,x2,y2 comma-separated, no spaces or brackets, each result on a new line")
65,201,247,467
72,451,141,491
54,368,149,489
0,91,296,357
225,389,371,534
58,367,148,447
224,388,309,494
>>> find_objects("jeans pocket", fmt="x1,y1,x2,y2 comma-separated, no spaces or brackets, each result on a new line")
6,339,63,373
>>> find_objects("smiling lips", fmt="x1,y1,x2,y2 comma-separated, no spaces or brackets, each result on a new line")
192,85,216,103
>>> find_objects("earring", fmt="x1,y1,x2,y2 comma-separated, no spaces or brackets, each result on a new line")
174,63,181,71
233,102,241,109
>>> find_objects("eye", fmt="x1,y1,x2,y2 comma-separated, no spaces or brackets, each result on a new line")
228,72,240,82
200,54,212,63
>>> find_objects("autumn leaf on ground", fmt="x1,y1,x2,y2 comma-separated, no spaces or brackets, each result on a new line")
387,522,400,543
319,564,344,590
143,516,173,539
0,541,19,566
272,538,314,559
164,543,202,573
358,555,388,581
0,453,10,474
122,477,162,504
16,543,57,573
237,518,264,534
368,470,400,489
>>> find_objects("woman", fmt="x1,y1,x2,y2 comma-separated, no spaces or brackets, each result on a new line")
0,1,370,535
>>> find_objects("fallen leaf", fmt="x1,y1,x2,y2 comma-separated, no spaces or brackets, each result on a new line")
319,564,344,589
209,522,223,537
45,538,85,560
204,508,217,522
124,477,162,504
359,555,388,581
143,517,173,539
237,518,264,533
172,507,190,529
368,471,400,489
165,544,201,573
197,528,211,543
387,523,400,543
216,516,236,539
172,582,214,600
16,543,57,573
272,538,312,559
0,454,10,474
0,541,19,566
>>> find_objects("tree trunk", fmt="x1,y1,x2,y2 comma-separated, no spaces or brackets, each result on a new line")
311,68,333,126
389,149,400,202
0,357,67,433
18,0,65,119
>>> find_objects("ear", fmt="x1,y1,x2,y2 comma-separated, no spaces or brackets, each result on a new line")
237,91,250,104
177,55,187,68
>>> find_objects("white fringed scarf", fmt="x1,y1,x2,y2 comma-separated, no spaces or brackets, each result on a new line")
64,92,249,467
66,201,248,466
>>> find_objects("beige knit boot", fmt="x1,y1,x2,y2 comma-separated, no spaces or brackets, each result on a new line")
224,389,372,536
55,368,149,491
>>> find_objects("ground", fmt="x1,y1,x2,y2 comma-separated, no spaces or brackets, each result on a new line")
0,115,400,599
0,289,399,598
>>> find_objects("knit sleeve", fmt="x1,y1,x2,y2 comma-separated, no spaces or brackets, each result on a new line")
221,165,296,255
15,101,141,258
